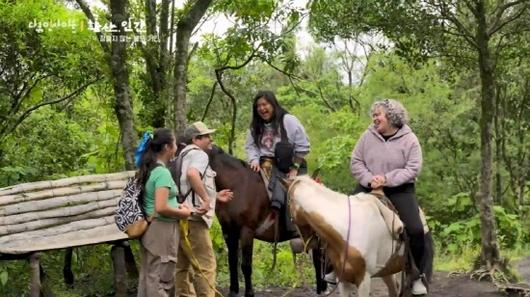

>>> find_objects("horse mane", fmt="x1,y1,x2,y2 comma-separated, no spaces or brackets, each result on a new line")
211,146,251,170
290,175,349,202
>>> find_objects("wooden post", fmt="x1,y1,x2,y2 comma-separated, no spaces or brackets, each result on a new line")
63,247,74,286
30,253,41,297
111,245,127,297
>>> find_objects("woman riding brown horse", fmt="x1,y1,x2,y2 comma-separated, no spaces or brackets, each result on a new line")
208,145,327,297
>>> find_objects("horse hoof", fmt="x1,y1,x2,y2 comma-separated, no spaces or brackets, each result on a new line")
244,293,254,297
229,291,239,297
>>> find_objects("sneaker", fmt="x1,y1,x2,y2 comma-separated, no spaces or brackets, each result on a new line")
412,278,427,295
324,271,337,284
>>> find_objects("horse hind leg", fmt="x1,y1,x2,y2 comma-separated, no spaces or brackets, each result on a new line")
356,272,372,297
338,281,355,297
240,227,255,297
225,231,240,297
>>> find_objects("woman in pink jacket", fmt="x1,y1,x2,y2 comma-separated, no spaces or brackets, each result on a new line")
350,98,427,296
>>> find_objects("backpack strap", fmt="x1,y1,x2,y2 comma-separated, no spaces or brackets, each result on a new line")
172,147,210,204
279,113,289,142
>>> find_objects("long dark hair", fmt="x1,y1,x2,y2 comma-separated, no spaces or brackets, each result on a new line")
250,90,289,147
136,128,175,211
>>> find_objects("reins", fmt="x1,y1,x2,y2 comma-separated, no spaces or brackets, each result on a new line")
179,220,226,297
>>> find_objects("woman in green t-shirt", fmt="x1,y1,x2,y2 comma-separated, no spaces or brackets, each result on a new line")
136,128,191,297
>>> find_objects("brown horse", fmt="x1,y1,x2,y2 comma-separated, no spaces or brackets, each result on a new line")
207,146,327,297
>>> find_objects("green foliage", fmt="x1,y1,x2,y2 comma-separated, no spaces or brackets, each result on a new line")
432,200,527,256
0,266,8,286
0,1,528,294
0,0,103,145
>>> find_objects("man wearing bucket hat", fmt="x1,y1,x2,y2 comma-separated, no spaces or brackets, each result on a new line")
174,121,233,297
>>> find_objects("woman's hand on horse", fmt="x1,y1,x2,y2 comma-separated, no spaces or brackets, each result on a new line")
217,189,233,203
250,160,261,172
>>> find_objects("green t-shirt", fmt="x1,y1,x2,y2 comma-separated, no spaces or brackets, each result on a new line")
143,165,178,222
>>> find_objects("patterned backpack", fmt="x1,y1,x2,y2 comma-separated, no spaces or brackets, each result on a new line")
114,176,148,238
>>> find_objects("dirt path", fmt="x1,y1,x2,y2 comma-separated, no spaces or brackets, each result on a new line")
516,257,530,283
218,271,505,297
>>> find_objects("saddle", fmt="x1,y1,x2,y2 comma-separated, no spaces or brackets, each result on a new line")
258,157,274,200
352,190,404,239
364,189,430,237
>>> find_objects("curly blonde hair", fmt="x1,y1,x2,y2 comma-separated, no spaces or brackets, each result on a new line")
370,99,409,128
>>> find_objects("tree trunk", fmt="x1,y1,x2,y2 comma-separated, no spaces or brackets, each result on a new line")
475,0,502,268
172,0,212,135
143,0,169,128
494,86,502,204
110,0,136,170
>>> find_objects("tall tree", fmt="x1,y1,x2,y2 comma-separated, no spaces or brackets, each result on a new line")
173,0,213,135
75,0,136,170
309,0,529,273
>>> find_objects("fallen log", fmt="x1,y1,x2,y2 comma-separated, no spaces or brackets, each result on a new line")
0,197,118,226
0,180,127,207
0,171,134,197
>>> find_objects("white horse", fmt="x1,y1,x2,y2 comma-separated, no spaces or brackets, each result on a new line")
286,176,430,297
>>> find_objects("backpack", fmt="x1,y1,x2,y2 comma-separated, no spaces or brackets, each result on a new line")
114,176,148,238
170,147,209,204
274,114,295,173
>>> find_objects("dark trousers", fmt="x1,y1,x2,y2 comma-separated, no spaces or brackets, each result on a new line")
268,161,307,210
267,161,307,235
353,183,425,274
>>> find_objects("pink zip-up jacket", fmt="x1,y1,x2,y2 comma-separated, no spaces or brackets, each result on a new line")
350,124,422,188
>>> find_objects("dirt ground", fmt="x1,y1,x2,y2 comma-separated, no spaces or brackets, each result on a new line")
217,259,530,297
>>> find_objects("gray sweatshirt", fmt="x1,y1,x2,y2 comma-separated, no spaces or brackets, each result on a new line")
350,124,422,188
245,114,310,163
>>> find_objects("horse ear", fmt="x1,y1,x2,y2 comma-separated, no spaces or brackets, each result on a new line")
310,167,321,180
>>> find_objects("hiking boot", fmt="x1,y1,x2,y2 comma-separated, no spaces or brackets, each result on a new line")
412,278,427,295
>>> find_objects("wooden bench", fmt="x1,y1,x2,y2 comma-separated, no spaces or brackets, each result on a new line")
0,171,136,296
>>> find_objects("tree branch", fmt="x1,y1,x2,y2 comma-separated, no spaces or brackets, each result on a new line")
74,0,110,52
432,1,479,49
201,81,218,121
1,77,102,142
187,42,199,66
316,83,336,112
216,49,258,72
488,3,528,36
264,60,302,80
214,69,237,155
